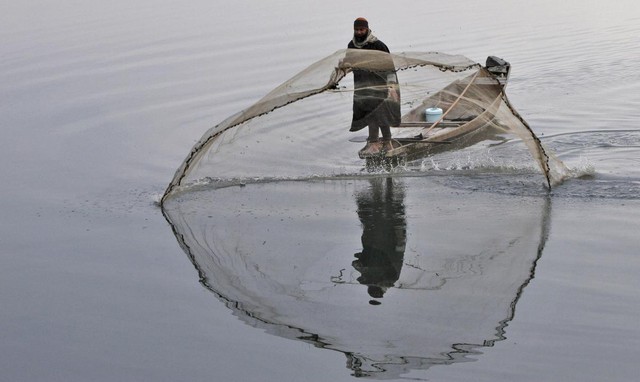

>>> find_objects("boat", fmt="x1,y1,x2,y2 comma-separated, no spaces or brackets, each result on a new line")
360,56,511,165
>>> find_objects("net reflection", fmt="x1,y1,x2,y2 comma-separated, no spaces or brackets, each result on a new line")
162,178,550,380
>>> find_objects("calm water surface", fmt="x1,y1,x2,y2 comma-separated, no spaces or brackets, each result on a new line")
2,1,639,381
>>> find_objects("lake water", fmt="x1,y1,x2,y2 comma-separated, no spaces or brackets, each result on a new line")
2,1,639,381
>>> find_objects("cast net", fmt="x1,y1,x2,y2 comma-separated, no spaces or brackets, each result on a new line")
162,49,568,202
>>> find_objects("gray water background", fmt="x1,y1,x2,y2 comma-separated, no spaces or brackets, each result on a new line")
2,1,640,381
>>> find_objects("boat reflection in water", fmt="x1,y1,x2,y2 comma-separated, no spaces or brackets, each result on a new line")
162,176,550,379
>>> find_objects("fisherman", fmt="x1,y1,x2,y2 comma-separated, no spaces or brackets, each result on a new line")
343,17,401,157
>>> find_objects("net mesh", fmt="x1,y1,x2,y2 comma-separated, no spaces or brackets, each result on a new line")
162,49,568,201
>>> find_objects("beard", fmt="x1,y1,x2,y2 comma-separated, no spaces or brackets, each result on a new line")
354,30,369,43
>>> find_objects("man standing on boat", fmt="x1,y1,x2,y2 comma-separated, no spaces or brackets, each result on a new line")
342,17,401,157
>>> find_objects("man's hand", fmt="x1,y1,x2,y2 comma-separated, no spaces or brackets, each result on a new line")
388,85,400,102
338,59,352,70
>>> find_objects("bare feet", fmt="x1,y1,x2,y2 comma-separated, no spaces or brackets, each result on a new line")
358,140,383,158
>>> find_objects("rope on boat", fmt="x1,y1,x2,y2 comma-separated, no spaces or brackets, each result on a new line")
421,69,482,137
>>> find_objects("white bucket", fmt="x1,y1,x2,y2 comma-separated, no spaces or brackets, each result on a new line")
425,107,443,123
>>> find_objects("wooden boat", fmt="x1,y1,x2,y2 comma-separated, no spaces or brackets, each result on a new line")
361,56,511,165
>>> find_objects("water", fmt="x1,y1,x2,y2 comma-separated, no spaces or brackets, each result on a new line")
2,1,640,381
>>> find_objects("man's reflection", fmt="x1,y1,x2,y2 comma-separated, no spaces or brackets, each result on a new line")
352,177,407,305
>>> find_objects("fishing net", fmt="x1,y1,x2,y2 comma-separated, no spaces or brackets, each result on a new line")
162,49,568,202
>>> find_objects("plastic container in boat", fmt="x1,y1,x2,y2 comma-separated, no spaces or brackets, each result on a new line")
425,107,443,123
